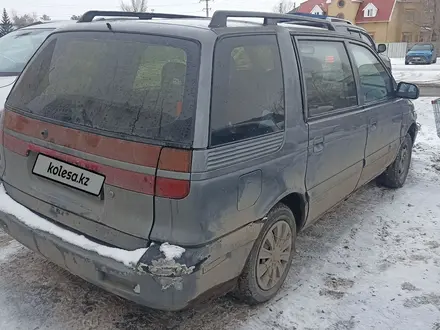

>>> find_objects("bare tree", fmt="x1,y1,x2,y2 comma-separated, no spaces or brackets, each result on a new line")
420,0,440,41
120,0,148,12
273,0,297,14
11,10,38,27
40,14,51,21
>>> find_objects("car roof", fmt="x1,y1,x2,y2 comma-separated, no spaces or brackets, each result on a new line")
18,20,76,30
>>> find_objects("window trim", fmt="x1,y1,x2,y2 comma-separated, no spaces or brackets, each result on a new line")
293,36,361,121
347,41,396,107
208,33,286,148
404,9,415,22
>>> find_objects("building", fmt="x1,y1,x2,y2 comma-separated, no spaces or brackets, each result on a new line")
294,0,423,43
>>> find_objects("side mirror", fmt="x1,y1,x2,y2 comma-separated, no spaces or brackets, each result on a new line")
396,82,419,100
377,43,387,54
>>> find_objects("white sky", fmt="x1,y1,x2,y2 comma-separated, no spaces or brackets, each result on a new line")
2,0,306,20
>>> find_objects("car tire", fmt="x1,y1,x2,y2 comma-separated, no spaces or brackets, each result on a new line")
434,57,437,64
234,203,297,304
377,133,413,189
405,61,409,65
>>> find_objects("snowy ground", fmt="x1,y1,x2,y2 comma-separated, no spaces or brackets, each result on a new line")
1,102,440,328
392,58,440,85
1,98,440,329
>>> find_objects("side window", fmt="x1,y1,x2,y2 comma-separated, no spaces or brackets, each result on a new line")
349,43,394,103
298,40,357,117
210,35,285,147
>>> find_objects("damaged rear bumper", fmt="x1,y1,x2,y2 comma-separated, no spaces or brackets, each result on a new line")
0,187,259,311
0,209,202,311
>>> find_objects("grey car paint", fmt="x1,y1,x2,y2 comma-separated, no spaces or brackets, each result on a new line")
0,17,418,311
0,77,16,110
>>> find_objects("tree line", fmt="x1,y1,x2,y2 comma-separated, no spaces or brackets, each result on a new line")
0,8,52,37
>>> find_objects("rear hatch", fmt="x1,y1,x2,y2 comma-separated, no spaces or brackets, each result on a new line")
1,30,199,250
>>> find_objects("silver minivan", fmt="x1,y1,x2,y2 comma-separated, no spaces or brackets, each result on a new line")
0,10,419,311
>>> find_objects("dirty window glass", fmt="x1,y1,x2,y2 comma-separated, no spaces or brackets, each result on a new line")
7,32,200,146
349,43,394,103
298,40,357,117
210,35,285,147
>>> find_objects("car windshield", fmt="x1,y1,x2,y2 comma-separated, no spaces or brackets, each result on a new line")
410,44,433,51
0,28,53,76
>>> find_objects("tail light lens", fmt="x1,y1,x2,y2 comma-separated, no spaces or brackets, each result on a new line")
155,148,191,199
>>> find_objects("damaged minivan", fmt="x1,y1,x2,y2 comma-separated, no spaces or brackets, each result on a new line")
0,10,419,311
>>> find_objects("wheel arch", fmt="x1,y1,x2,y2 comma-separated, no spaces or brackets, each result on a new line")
269,191,308,232
408,122,418,144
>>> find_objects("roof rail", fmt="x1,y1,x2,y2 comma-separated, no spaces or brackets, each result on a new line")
328,17,352,25
209,10,336,31
291,12,352,25
78,10,204,23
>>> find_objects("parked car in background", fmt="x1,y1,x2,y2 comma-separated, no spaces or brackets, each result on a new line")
405,43,437,65
0,21,74,108
290,12,392,73
0,10,419,311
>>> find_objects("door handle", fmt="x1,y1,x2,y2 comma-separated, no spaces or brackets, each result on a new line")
313,137,324,153
369,121,377,131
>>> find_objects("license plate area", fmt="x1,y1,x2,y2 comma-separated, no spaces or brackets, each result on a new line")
32,154,105,196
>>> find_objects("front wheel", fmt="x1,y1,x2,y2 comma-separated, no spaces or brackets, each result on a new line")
377,134,413,188
234,203,296,304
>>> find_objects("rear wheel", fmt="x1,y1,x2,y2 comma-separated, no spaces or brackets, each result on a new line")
377,134,413,188
234,203,296,304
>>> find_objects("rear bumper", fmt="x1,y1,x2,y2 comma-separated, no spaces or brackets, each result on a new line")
0,209,194,310
0,188,258,311
406,56,431,64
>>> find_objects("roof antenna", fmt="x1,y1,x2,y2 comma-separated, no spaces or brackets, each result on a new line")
106,22,113,31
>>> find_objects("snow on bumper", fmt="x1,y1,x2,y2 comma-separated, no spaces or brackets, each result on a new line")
0,184,206,311
0,185,147,267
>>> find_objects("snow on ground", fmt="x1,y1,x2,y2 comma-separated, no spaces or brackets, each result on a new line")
392,58,440,85
0,185,148,267
1,98,440,330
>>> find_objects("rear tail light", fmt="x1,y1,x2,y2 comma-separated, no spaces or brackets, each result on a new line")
155,147,191,199
158,148,191,173
155,177,190,199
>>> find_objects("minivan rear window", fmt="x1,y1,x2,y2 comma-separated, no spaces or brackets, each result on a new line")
7,32,200,146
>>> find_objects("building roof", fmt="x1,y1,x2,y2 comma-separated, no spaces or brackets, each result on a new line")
295,0,397,24
296,0,328,14
355,0,397,23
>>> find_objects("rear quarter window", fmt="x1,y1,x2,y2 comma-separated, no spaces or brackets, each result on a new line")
7,32,200,146
210,35,285,147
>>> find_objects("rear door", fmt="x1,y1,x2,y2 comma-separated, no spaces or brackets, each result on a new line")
295,37,368,223
347,42,403,187
3,31,200,249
